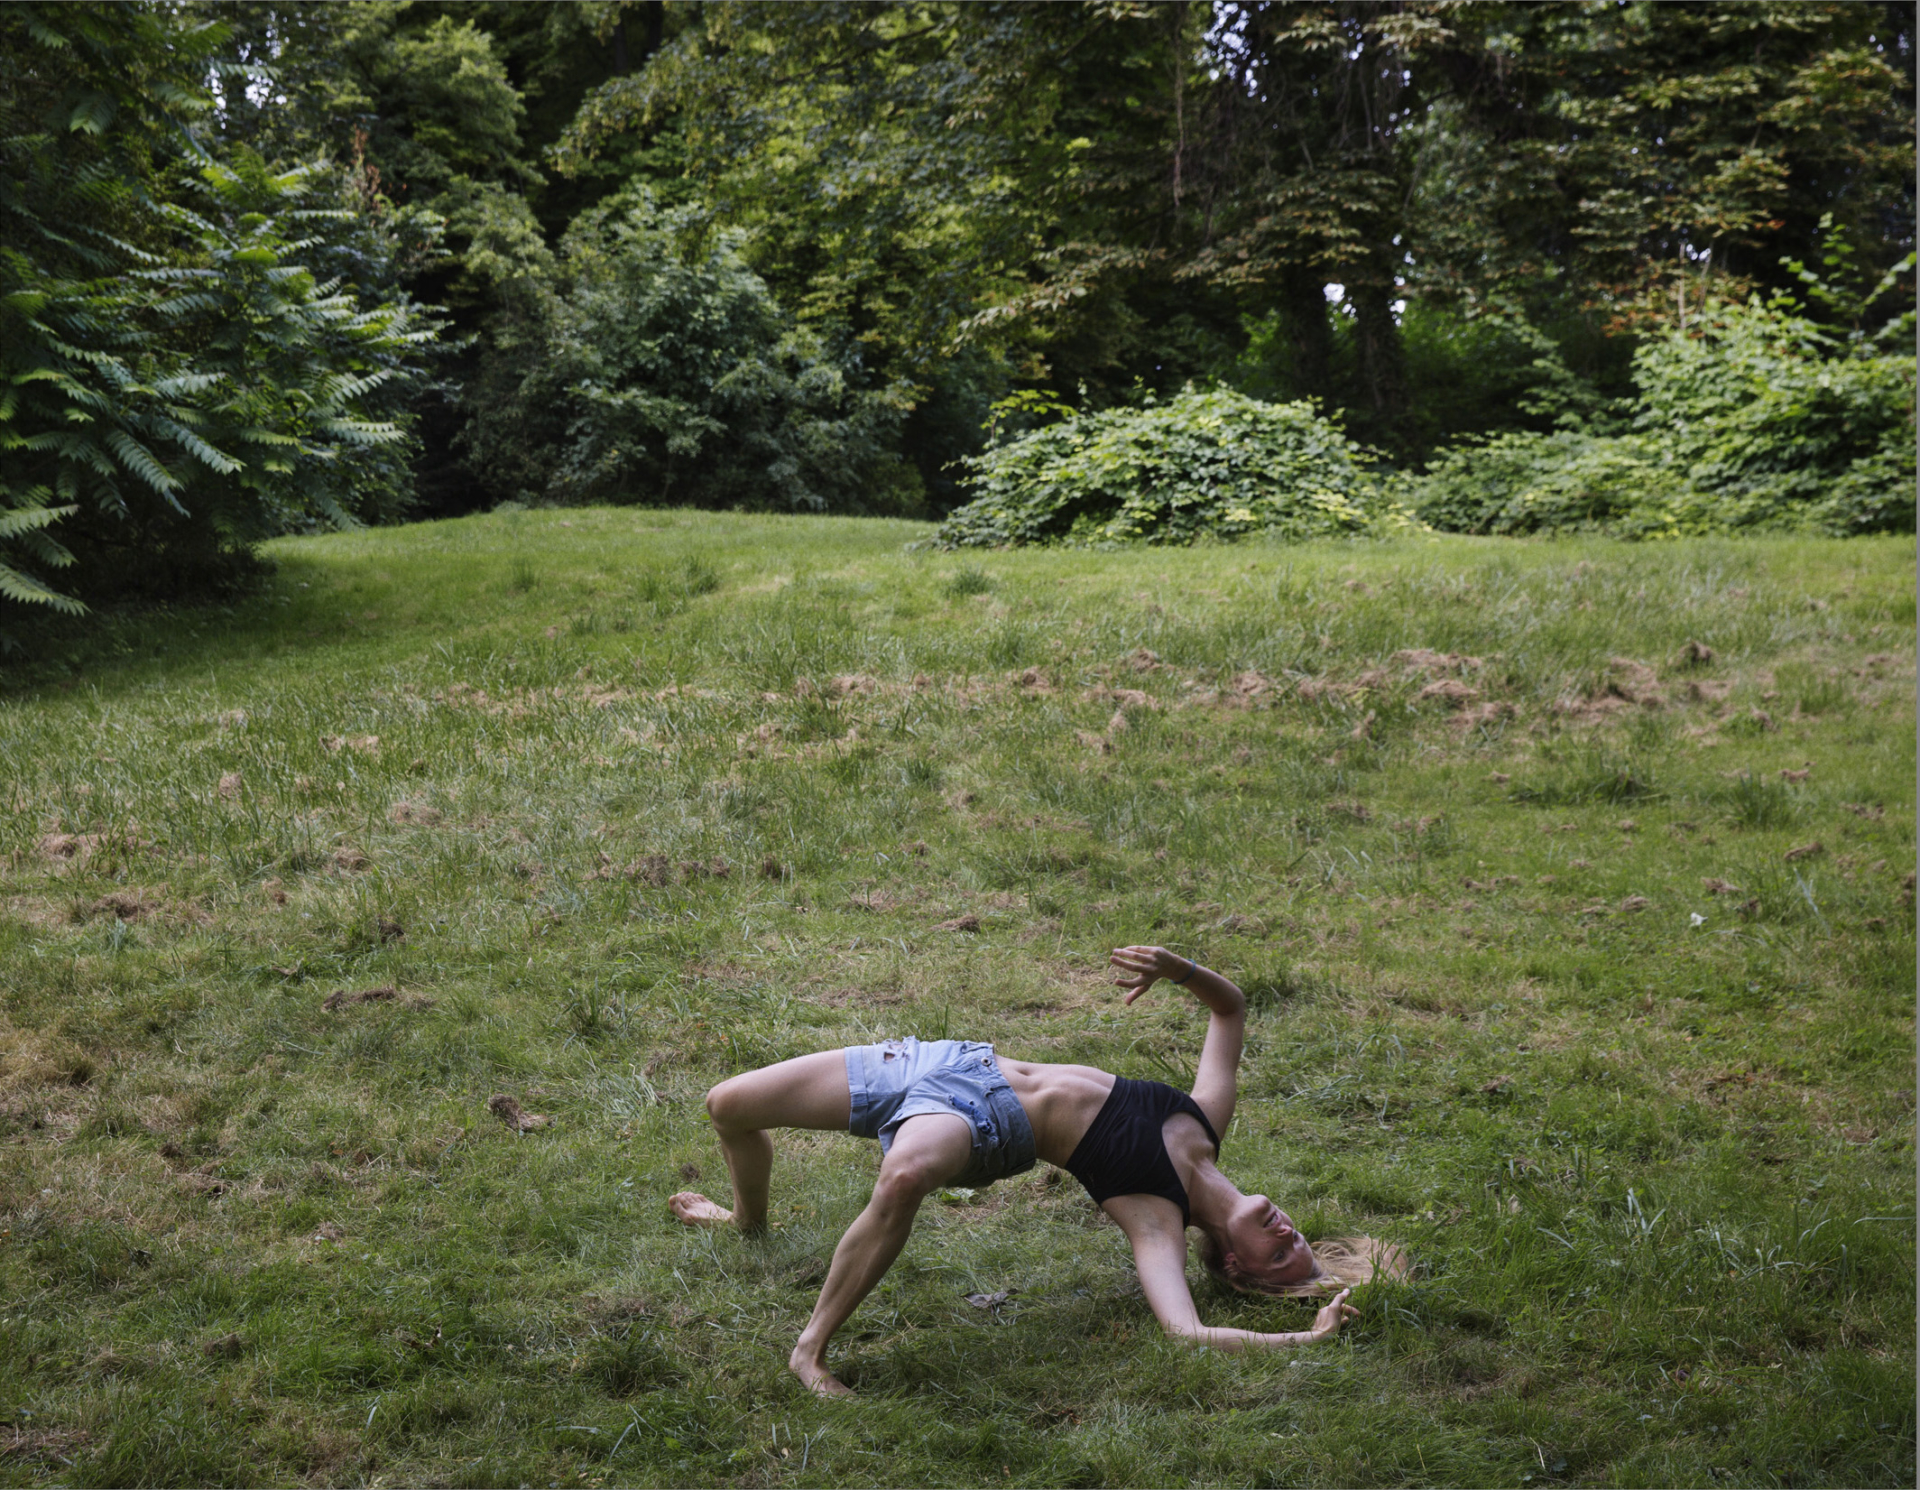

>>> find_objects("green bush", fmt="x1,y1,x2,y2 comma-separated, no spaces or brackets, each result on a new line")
1407,429,1692,539
934,388,1397,548
1410,293,1915,540
0,5,440,618
459,193,921,515
1632,298,1915,536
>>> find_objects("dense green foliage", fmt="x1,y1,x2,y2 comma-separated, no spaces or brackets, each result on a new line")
1410,293,1916,539
1,1,1913,630
561,2,1913,457
949,252,1915,549
937,389,1391,548
460,194,918,514
0,3,440,618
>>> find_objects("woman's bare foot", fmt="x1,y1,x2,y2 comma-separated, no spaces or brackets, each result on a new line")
669,1190,734,1227
789,1347,855,1398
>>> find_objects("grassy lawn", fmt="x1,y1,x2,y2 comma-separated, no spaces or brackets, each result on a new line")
0,510,1912,1488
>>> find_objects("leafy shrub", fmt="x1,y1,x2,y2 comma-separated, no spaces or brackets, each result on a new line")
1632,298,1914,536
158,159,438,527
935,388,1395,548
1408,429,1691,539
0,6,440,618
459,193,921,515
1410,292,1915,539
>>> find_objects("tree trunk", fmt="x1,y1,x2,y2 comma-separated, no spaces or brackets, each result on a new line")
1349,276,1408,430
1277,262,1332,397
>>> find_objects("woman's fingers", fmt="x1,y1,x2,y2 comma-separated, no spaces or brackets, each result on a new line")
1111,947,1168,1007
1111,949,1158,975
1313,1288,1356,1334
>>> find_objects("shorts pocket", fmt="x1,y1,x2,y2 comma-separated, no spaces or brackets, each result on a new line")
947,1094,994,1144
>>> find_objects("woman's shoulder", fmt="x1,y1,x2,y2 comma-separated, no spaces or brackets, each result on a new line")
1160,1084,1221,1151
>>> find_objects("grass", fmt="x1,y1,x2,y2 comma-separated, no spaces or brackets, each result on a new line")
0,510,1912,1488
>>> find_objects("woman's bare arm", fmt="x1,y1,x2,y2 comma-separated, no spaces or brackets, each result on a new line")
1168,1293,1357,1353
1110,946,1245,1134
1106,1195,1358,1352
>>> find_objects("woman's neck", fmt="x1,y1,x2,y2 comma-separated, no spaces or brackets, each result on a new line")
1182,1155,1242,1235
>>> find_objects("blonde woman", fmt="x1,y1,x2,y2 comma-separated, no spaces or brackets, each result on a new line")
670,944,1405,1396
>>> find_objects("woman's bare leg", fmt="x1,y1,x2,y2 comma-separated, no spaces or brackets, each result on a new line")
669,1049,853,1232
669,1051,975,1395
788,1111,973,1397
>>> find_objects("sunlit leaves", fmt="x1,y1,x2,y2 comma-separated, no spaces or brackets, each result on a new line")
938,387,1395,547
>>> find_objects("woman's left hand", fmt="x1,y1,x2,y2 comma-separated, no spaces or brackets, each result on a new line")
1110,945,1181,1004
1308,1288,1358,1340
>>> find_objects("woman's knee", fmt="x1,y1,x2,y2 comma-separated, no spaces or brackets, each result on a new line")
705,1077,750,1131
872,1127,970,1208
870,1160,939,1214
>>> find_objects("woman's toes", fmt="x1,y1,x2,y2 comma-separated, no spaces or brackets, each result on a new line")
668,1191,732,1226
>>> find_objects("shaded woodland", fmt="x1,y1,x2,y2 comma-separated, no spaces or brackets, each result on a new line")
2,2,1913,621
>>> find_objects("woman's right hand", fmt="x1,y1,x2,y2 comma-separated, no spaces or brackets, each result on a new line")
1309,1288,1357,1340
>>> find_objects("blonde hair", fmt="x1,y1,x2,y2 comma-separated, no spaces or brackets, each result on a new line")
1198,1233,1411,1298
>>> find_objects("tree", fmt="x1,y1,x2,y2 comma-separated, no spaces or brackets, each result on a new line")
0,2,439,619
1409,3,1915,330
556,1,1914,467
458,192,919,514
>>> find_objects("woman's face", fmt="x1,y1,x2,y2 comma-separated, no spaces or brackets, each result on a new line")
1225,1194,1321,1289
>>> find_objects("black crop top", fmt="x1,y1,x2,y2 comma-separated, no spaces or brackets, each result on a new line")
1063,1077,1221,1224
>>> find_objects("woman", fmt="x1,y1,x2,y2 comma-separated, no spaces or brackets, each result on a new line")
670,944,1403,1397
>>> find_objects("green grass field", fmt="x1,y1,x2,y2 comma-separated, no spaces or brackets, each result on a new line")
1,510,1913,1488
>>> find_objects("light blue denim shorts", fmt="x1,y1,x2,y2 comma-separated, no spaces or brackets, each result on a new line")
844,1037,1037,1188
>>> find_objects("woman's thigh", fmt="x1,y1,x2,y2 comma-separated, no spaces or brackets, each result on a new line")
709,1049,852,1133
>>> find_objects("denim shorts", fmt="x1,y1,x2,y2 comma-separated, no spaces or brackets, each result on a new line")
844,1037,1037,1188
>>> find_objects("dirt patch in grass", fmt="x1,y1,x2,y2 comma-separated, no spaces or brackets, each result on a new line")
66,889,208,927
815,983,906,1009
1,1427,92,1466
4,895,74,930
846,886,923,914
31,829,150,872
319,986,405,1011
0,1026,101,1098
582,1294,656,1323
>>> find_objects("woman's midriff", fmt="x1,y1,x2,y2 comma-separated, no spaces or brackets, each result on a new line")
998,1059,1116,1168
